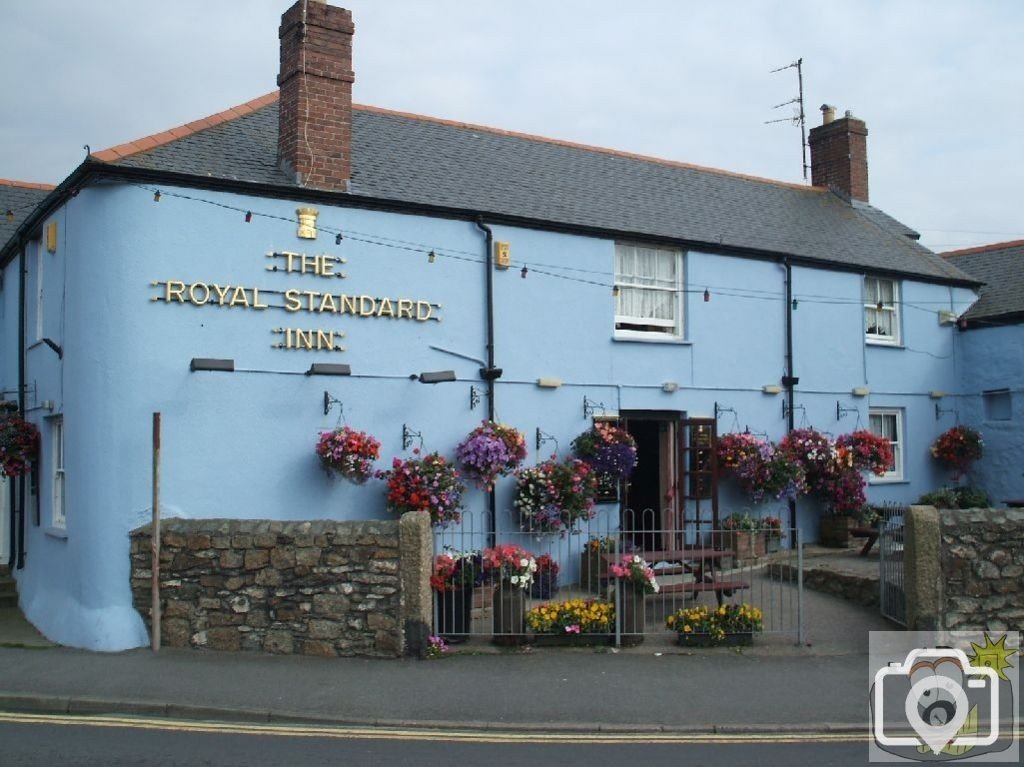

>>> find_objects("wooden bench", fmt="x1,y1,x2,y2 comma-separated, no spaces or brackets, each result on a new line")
607,549,750,605
850,526,880,556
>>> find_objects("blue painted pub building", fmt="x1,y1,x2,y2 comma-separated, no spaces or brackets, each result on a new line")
0,2,990,650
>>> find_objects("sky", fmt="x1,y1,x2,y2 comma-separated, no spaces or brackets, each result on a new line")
2,0,1022,253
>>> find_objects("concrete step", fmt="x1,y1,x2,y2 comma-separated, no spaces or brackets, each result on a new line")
0,580,15,596
0,592,17,609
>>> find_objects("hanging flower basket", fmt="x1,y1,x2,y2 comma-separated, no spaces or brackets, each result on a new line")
571,423,638,481
513,457,598,534
455,421,527,490
931,425,983,478
376,451,465,527
315,426,381,483
835,430,893,476
0,410,40,478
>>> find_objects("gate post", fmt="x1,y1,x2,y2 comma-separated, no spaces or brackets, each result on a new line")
904,505,941,630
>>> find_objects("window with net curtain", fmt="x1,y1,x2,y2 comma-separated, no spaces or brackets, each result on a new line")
614,243,683,337
864,276,900,344
869,408,903,481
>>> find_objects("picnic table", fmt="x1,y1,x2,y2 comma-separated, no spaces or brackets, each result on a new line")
605,548,749,605
850,526,880,556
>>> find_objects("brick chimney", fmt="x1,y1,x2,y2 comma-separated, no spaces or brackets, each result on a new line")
277,0,354,190
808,104,869,203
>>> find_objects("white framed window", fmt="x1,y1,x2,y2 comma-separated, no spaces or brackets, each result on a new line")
863,276,900,345
52,416,65,529
869,408,903,482
614,243,683,339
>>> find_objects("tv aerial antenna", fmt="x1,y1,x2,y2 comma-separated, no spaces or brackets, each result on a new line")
765,58,808,180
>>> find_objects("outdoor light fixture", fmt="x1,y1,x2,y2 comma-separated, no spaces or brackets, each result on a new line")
189,358,234,372
929,391,945,399
415,370,456,384
851,386,870,397
762,384,782,395
536,378,562,389
306,363,351,377
662,382,679,393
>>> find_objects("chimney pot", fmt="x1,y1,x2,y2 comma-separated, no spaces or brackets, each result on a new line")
820,104,836,124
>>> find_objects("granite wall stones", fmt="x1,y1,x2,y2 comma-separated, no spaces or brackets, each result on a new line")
130,514,431,658
906,506,1024,632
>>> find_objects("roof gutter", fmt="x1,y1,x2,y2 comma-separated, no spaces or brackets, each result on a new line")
1,162,984,290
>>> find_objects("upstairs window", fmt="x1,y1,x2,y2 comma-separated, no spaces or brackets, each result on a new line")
864,277,900,345
52,416,66,529
614,243,683,339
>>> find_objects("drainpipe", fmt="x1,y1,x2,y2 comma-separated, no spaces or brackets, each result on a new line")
474,218,500,546
783,258,797,534
15,244,26,569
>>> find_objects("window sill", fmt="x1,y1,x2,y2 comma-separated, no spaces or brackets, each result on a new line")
869,478,908,486
865,339,904,349
613,333,691,346
44,527,68,540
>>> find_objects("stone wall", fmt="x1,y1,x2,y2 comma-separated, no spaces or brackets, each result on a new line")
905,506,1024,631
129,514,431,658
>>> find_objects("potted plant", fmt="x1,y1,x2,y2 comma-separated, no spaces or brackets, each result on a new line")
455,421,527,490
0,407,40,478
315,425,381,483
513,457,598,535
721,512,766,560
431,550,481,642
571,422,638,499
608,554,659,646
376,450,465,527
720,436,807,505
525,598,614,646
666,602,764,647
761,515,784,553
529,554,560,599
580,536,616,593
931,425,983,480
481,544,537,643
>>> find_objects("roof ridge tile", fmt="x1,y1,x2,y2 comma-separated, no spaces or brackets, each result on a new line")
941,239,1024,258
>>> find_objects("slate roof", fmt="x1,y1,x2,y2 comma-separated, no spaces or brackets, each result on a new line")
0,179,55,245
943,241,1024,322
13,92,980,285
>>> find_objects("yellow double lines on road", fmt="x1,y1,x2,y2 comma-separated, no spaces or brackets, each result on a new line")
0,711,867,744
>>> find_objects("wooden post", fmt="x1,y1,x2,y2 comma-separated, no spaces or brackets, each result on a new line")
151,412,161,652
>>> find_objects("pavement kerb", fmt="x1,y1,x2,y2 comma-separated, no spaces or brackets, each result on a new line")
0,692,870,736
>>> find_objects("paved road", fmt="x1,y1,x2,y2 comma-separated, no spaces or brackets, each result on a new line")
0,714,873,767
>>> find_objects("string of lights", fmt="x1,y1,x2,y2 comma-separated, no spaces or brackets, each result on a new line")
126,183,982,319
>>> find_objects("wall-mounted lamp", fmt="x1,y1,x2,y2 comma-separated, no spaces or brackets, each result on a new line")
306,363,351,376
929,391,945,399
190,358,234,372
536,378,562,389
761,384,782,395
413,370,456,384
662,382,679,393
851,386,870,397
937,310,958,325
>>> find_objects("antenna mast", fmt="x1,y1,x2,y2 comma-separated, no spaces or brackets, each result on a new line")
765,58,808,180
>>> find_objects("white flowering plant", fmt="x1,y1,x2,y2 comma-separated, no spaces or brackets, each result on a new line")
481,544,537,590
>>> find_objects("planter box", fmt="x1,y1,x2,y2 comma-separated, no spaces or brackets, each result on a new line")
529,571,559,600
435,587,473,640
819,515,852,548
492,583,526,645
676,631,754,648
580,549,610,593
528,633,612,647
724,531,766,561
766,537,781,554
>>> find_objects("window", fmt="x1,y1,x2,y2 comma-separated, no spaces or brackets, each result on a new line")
52,416,65,529
614,243,683,339
863,277,900,345
983,389,1012,421
869,408,903,481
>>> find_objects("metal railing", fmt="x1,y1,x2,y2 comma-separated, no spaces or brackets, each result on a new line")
432,507,804,647
878,504,907,626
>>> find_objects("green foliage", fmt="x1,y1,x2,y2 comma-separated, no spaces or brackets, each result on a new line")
917,486,991,509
